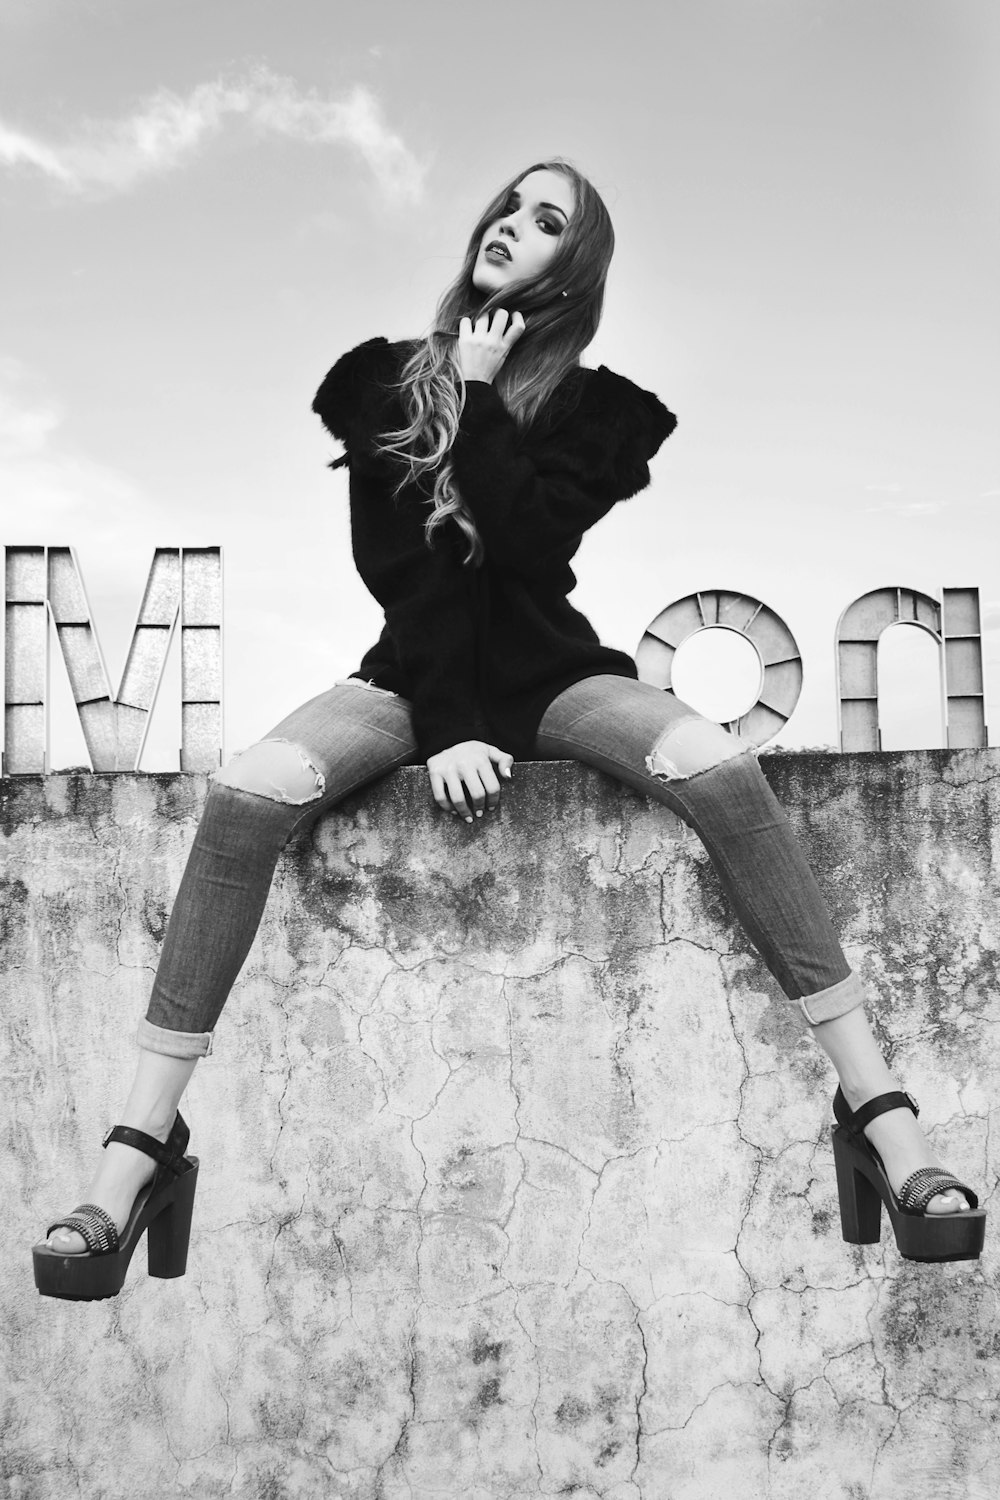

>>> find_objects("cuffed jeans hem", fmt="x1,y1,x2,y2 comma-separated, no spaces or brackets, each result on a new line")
798,971,866,1026
136,1017,214,1058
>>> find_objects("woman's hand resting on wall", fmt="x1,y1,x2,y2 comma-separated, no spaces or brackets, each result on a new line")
457,310,525,384
426,741,515,822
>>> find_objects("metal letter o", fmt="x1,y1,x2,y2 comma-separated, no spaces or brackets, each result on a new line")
635,590,803,746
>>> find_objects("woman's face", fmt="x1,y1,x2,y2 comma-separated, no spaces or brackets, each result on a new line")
472,168,576,297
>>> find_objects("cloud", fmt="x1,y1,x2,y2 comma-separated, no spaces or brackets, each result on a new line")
860,483,941,516
0,359,62,459
0,65,425,204
0,357,144,528
862,498,941,516
861,484,1000,516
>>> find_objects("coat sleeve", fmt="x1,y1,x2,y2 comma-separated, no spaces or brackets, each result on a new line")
312,338,484,760
449,367,676,572
348,485,484,760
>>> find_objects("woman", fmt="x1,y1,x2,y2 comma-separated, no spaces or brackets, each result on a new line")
33,159,984,1299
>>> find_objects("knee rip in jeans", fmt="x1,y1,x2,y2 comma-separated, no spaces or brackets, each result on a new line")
645,717,754,781
213,738,326,805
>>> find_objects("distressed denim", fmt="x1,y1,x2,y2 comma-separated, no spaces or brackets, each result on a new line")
138,675,863,1057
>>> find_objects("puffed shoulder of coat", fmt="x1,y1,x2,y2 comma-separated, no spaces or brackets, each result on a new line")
311,336,414,471
311,336,677,492
525,361,677,498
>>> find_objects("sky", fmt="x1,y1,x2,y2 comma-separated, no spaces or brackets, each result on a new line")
1,0,998,769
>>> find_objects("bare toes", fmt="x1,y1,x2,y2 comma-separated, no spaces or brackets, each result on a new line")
926,1191,969,1215
47,1228,88,1253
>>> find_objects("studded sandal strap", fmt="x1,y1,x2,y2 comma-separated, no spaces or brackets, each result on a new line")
102,1123,187,1176
46,1203,119,1255
897,1167,979,1213
838,1088,919,1138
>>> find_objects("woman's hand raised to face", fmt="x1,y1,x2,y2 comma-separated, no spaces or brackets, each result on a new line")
426,740,515,823
457,309,526,385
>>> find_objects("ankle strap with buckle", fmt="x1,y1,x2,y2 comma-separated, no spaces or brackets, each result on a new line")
834,1086,919,1137
102,1122,189,1176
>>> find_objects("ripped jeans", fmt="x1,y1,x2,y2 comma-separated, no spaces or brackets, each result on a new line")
137,674,864,1058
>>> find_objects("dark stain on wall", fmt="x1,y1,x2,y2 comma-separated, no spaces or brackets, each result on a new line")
475,1376,502,1409
596,1438,621,1466
0,876,28,948
555,1395,589,1427
140,892,169,945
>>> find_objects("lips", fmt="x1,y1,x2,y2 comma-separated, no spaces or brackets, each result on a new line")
484,240,512,262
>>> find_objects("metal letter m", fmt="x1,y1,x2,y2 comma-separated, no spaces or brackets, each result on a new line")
3,546,222,774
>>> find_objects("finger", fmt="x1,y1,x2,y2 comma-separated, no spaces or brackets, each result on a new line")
446,773,473,822
458,316,473,338
478,764,502,811
491,308,510,337
504,311,526,344
428,770,452,814
474,313,490,336
486,746,515,779
459,768,489,817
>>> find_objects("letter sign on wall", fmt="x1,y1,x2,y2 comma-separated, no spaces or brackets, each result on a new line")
2,559,989,771
635,590,804,747
3,545,223,775
638,585,987,751
835,586,986,751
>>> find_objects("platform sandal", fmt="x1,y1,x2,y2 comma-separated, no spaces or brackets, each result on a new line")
831,1086,985,1263
32,1111,199,1300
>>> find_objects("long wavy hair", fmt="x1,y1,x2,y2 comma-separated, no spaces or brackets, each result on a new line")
376,159,615,565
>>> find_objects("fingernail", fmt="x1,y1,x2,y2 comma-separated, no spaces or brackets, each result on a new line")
465,816,473,824
476,810,483,818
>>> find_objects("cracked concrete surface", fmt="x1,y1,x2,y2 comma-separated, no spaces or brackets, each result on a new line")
2,751,999,1499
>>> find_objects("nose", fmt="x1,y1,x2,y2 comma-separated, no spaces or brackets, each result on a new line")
498,214,517,239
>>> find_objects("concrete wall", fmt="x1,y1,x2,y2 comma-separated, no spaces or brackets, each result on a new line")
2,753,999,1500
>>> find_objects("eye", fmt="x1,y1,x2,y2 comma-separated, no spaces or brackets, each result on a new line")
538,217,560,235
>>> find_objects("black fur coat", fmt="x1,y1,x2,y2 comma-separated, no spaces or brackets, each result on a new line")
312,337,676,759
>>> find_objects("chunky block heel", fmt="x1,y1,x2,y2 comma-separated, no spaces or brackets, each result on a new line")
831,1087,985,1263
32,1112,198,1300
147,1156,199,1278
831,1127,882,1243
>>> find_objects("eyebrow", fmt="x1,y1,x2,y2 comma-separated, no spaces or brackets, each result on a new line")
508,188,570,222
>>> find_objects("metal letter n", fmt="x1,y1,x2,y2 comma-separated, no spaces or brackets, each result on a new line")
835,586,986,751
